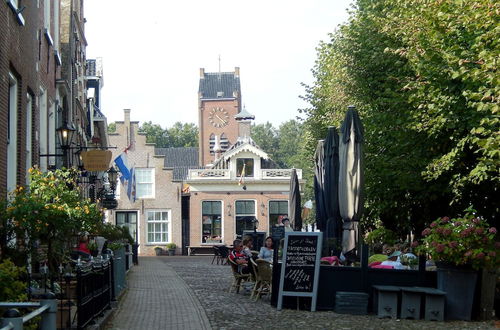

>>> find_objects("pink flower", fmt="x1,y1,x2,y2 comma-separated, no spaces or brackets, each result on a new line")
441,216,450,223
431,241,438,247
488,251,496,257
411,241,419,248
436,244,445,253
449,241,458,248
464,251,473,257
472,217,481,224
475,228,484,235
422,228,431,236
454,222,461,226
489,227,497,234
476,252,485,259
460,229,470,237
443,228,452,236
430,222,437,228
436,227,443,234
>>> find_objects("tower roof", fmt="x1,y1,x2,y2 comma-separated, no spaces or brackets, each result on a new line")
234,106,255,120
199,69,240,100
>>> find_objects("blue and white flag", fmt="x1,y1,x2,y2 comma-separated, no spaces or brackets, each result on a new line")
114,152,131,182
127,167,137,203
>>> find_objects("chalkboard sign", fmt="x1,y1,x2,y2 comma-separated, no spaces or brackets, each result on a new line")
277,232,322,311
271,226,285,241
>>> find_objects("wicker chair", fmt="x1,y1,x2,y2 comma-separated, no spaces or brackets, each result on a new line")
251,259,272,301
228,257,252,293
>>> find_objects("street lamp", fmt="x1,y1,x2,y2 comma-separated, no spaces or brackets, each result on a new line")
107,166,118,192
56,122,75,167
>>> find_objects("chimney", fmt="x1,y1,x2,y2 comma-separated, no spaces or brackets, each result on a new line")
200,68,205,78
234,67,240,77
124,109,130,127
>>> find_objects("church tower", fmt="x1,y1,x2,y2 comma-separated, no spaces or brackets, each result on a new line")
198,67,241,167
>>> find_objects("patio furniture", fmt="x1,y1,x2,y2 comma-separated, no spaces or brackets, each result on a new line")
217,245,229,265
334,291,368,315
228,257,252,294
251,259,272,301
211,246,220,264
372,285,400,319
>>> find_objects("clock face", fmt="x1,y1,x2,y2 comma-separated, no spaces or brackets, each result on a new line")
208,107,230,128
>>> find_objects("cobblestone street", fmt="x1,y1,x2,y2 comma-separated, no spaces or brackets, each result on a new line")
108,257,496,329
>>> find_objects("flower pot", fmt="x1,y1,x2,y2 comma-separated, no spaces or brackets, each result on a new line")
436,263,478,320
154,248,162,256
168,249,175,256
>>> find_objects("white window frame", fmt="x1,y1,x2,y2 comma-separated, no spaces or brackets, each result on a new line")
135,168,155,199
39,89,48,171
7,72,18,194
235,199,256,236
146,209,171,244
25,93,33,184
201,200,223,244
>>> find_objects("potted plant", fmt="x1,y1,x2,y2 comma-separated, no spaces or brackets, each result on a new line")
153,246,163,256
166,243,176,256
414,207,499,320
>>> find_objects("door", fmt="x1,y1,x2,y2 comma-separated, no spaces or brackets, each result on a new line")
116,211,138,243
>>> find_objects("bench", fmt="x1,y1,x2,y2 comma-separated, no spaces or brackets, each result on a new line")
187,246,217,256
373,285,446,321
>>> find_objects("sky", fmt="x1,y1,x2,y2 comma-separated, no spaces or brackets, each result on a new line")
84,0,353,128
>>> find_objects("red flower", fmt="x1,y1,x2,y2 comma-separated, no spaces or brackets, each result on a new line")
476,252,485,259
430,222,437,228
422,228,431,236
449,241,458,248
488,251,496,257
472,217,481,224
464,251,473,257
411,241,419,248
441,216,450,223
475,228,484,235
489,227,497,234
443,228,452,236
436,244,445,253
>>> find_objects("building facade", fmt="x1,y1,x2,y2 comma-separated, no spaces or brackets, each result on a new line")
107,110,183,256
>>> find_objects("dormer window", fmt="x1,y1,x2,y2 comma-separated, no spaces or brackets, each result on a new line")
236,158,254,177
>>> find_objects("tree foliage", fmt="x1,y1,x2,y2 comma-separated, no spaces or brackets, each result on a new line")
301,0,499,235
139,121,198,148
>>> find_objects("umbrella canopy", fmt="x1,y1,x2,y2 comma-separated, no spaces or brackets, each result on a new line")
339,106,364,257
313,140,327,232
289,168,302,231
323,126,342,241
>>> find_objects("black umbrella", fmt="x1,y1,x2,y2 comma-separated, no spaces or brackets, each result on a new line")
313,140,327,232
338,106,364,260
323,126,342,241
289,168,302,231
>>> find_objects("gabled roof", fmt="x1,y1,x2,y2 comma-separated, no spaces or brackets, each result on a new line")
155,147,200,181
212,137,269,169
199,72,240,100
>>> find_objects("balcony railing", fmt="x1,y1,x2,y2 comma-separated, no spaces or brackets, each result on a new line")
187,168,302,180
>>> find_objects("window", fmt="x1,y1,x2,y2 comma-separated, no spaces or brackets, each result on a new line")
202,201,222,243
209,133,215,155
147,210,170,244
39,89,48,171
6,0,25,26
135,168,154,198
236,158,254,177
7,72,18,193
235,200,255,236
25,93,33,184
269,201,288,228
116,211,138,243
220,133,229,152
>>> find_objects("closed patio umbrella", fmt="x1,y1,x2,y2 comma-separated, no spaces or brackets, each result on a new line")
289,168,302,231
338,106,364,260
313,140,327,232
323,126,342,241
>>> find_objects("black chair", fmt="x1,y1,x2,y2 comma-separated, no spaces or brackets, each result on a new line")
218,246,229,265
212,246,221,264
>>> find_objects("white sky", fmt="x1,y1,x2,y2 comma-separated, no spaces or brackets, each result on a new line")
84,0,353,128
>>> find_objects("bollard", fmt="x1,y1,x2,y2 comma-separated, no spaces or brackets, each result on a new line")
1,309,23,330
40,292,57,330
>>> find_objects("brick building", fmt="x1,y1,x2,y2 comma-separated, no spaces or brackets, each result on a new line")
107,110,183,256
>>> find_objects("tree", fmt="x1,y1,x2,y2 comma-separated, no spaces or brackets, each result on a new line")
277,120,304,168
107,122,116,133
301,0,499,235
139,121,169,147
251,122,279,161
166,122,198,148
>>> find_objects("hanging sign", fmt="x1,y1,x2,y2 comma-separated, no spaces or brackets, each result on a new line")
277,232,322,311
81,150,112,171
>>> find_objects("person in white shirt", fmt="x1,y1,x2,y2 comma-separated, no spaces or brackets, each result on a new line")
282,218,293,232
381,251,406,269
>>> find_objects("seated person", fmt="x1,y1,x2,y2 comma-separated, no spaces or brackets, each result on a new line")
258,236,274,262
381,251,406,269
368,243,388,264
229,239,251,274
242,237,254,259
282,218,293,232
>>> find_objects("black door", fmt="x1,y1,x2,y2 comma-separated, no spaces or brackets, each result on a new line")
181,196,190,255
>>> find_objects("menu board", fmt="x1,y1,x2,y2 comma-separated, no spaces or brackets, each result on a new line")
277,232,322,311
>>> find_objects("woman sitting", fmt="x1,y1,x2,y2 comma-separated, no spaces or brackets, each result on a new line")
258,236,274,262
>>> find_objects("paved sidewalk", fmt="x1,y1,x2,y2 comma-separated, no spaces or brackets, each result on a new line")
106,257,211,330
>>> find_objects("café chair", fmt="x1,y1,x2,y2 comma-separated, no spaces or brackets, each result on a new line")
211,246,221,264
228,257,252,293
250,259,272,301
